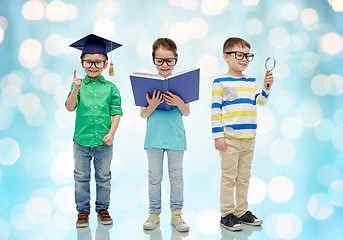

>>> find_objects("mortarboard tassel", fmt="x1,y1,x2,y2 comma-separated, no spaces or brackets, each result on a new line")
109,63,114,76
109,41,114,76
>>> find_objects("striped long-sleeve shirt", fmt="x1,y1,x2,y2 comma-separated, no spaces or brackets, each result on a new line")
211,74,270,139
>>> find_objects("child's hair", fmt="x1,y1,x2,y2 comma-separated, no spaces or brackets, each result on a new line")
223,37,251,53
152,38,178,57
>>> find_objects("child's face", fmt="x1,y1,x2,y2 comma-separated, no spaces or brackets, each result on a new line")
81,53,108,79
153,47,177,78
224,45,251,75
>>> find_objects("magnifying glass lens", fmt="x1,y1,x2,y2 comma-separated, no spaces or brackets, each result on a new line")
265,57,276,72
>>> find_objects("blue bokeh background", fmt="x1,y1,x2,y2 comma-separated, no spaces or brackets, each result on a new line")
1,0,343,239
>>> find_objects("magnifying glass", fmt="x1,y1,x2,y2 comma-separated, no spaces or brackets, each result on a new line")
265,57,276,87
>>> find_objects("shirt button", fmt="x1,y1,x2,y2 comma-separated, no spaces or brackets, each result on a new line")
94,94,97,96
95,120,98,122
96,133,98,135
95,106,97,109
93,82,95,85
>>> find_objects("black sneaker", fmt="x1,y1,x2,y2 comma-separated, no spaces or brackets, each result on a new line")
220,213,243,231
237,211,263,226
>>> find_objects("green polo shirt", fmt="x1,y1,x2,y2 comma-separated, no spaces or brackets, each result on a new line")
66,75,123,147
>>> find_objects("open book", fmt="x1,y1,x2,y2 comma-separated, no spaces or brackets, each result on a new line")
130,68,200,111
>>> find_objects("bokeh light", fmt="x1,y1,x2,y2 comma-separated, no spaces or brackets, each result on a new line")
308,193,334,220
280,117,303,139
0,104,13,130
45,34,68,56
268,27,290,48
246,18,263,35
19,39,42,68
301,8,319,30
248,177,267,204
282,3,299,21
268,176,294,203
320,32,343,54
329,180,343,206
22,0,45,20
196,209,220,235
0,27,4,44
0,16,8,30
201,0,229,15
55,186,75,213
96,0,120,18
46,1,69,22
297,101,323,128
93,18,115,38
275,213,302,239
0,138,20,166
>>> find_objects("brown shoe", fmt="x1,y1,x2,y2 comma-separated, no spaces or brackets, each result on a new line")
76,211,89,228
97,209,113,225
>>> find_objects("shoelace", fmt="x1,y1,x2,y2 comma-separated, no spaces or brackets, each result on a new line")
173,215,185,225
98,210,110,219
78,212,88,221
245,211,256,221
146,214,158,222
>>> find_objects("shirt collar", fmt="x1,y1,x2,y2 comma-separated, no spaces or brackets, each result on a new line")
84,75,106,84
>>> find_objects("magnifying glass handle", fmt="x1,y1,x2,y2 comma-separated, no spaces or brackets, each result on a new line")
266,70,270,87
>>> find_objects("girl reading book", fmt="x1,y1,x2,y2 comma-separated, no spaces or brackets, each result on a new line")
140,38,190,232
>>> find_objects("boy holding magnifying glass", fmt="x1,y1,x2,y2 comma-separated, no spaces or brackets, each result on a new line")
211,37,273,231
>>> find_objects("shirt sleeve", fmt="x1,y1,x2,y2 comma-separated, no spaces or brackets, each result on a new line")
255,82,270,106
109,84,123,116
211,78,224,139
65,82,80,110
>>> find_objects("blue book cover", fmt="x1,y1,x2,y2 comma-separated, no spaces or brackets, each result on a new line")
130,68,200,111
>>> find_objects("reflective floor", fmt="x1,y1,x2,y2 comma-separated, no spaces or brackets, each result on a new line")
65,212,267,240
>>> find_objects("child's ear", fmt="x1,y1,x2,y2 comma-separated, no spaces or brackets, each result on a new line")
223,53,229,63
103,61,108,70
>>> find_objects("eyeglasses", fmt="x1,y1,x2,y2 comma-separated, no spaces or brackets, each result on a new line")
82,60,106,69
225,51,254,62
153,57,177,66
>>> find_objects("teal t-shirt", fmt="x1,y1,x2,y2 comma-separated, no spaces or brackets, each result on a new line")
144,108,186,150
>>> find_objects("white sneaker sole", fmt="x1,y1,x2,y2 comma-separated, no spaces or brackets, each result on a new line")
76,222,89,228
220,222,243,231
171,223,189,232
240,220,263,226
143,221,159,230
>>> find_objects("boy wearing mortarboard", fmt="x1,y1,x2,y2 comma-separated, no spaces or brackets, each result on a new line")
66,34,123,228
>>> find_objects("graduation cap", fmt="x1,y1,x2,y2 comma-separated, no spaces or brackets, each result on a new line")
70,34,122,76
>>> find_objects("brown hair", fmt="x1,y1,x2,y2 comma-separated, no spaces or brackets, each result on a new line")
223,37,251,53
152,38,178,57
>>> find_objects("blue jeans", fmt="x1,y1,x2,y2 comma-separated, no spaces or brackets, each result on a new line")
146,148,184,215
73,140,113,213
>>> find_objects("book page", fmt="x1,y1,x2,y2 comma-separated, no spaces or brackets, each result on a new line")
168,68,198,79
131,72,165,80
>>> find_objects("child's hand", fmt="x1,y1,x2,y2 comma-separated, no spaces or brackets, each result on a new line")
73,70,83,90
103,133,114,146
164,91,184,106
146,90,164,108
264,71,274,90
215,138,227,152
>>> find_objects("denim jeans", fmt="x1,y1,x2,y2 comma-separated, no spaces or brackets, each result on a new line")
73,140,113,213
146,148,184,215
